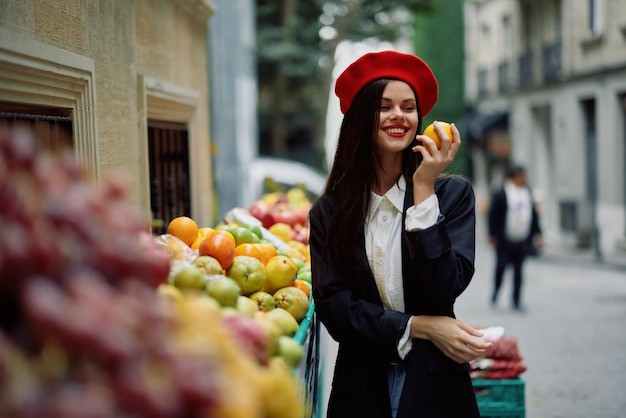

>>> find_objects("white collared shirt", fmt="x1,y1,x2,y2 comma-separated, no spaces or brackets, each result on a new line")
364,176,440,358
504,180,532,242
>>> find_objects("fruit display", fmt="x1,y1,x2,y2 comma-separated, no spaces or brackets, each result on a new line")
0,131,309,418
248,186,312,245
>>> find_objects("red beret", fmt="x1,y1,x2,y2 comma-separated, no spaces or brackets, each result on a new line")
335,50,439,116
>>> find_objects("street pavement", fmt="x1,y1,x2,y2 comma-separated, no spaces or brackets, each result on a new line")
457,227,626,418
317,224,626,418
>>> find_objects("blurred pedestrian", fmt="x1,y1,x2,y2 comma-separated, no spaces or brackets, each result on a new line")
309,50,491,418
488,164,543,311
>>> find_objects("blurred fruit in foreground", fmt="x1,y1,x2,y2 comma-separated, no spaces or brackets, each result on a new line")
0,131,304,418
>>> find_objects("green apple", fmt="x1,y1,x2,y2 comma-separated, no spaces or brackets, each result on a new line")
249,291,276,312
171,265,206,290
296,269,312,284
292,257,306,271
237,295,260,316
192,255,223,275
230,226,260,247
266,307,299,337
277,335,304,369
226,255,266,296
243,223,264,241
205,276,241,308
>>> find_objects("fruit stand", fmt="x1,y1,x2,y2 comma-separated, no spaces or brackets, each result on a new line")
471,327,527,418
293,301,322,418
0,131,322,418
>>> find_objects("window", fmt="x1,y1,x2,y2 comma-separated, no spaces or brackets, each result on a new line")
148,121,191,234
588,0,602,37
0,103,73,154
0,31,98,179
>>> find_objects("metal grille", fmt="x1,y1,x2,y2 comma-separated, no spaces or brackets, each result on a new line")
0,110,74,153
148,121,191,234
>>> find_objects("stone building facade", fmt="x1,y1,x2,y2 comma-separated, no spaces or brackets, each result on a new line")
0,0,217,229
464,0,626,260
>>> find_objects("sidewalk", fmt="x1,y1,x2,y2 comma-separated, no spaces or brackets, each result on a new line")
538,243,626,272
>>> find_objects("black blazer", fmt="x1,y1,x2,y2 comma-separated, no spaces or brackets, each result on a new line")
310,176,480,418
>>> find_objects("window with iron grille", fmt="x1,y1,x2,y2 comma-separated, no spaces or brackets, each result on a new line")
0,102,73,153
148,121,191,234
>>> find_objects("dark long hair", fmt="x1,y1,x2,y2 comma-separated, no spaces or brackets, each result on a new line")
322,79,423,289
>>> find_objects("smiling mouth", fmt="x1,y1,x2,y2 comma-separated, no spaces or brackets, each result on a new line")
384,127,408,135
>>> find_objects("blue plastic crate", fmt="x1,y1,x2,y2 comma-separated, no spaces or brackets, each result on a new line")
473,379,525,418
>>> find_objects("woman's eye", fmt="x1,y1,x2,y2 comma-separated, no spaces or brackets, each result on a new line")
380,105,390,111
403,106,415,112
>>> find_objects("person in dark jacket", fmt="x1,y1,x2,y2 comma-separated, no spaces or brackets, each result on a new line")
309,50,491,418
488,165,543,311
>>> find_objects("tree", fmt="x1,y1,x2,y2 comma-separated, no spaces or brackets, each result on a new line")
257,0,432,171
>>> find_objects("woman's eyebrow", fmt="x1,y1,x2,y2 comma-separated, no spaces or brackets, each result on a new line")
381,97,417,103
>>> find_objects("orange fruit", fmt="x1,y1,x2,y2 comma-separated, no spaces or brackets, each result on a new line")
234,243,262,260
198,227,215,237
422,121,452,149
198,230,236,269
191,235,205,250
167,216,199,247
291,279,311,298
256,242,278,265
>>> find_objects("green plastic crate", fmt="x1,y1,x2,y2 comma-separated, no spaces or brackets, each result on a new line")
293,300,323,418
473,379,525,418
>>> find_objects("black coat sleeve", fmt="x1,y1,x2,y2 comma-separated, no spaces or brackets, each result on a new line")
402,176,476,314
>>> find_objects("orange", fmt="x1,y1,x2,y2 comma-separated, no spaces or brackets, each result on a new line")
422,121,452,150
167,216,199,247
256,242,278,265
291,280,311,298
191,227,216,250
198,227,215,237
198,230,236,269
234,243,262,260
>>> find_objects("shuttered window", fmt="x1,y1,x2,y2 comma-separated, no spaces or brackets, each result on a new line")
0,103,73,153
148,121,191,234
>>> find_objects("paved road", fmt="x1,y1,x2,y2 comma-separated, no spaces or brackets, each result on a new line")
318,231,626,418
457,235,626,418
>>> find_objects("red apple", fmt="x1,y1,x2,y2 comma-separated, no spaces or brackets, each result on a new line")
250,200,275,229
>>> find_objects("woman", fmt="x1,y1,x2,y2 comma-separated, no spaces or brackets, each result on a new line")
309,50,492,418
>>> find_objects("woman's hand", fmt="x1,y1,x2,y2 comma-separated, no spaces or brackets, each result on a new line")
411,121,461,205
410,315,492,364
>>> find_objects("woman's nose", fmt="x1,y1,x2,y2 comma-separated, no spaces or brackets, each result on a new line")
390,108,405,120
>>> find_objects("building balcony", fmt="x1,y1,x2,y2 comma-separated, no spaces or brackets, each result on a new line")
542,40,562,83
518,50,533,87
477,68,489,99
498,61,511,93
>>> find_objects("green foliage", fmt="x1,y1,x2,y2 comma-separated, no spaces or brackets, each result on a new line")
257,0,434,167
257,0,432,84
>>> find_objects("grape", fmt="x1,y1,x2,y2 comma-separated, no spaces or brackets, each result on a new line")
0,131,303,418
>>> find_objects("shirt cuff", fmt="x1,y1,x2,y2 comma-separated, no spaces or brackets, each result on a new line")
398,317,413,359
405,194,439,231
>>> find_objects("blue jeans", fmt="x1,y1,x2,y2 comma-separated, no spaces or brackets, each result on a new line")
387,362,407,418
